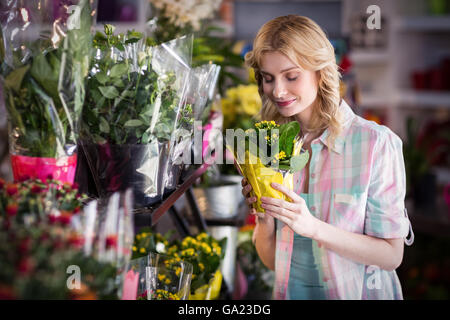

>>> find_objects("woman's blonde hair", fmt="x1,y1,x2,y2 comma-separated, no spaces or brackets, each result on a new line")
245,15,342,146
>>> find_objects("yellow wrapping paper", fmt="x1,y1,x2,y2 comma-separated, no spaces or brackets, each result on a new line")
228,138,302,213
189,270,222,300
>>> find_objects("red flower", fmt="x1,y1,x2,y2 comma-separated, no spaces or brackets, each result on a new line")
72,182,79,190
106,235,118,249
68,234,84,249
19,237,31,254
17,174,30,182
6,184,18,196
48,214,58,224
6,203,18,217
0,285,16,300
17,257,34,275
31,184,42,194
73,206,81,215
58,212,72,226
0,178,5,190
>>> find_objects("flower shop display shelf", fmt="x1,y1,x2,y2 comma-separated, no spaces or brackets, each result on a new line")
133,161,212,231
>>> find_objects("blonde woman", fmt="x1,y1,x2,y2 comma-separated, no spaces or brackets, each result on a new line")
241,15,414,300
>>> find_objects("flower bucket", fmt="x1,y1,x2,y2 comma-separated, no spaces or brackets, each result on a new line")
189,269,222,300
10,154,77,184
82,141,176,208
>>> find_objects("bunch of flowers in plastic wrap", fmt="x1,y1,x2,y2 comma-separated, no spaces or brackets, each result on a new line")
227,120,310,213
0,0,95,183
132,229,226,300
0,178,134,299
78,24,192,207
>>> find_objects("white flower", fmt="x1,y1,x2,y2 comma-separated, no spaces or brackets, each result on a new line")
149,0,222,31
156,241,166,253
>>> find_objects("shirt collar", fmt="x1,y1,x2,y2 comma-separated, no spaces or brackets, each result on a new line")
317,100,355,155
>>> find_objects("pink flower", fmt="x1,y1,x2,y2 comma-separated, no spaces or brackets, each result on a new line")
6,184,18,196
6,203,18,217
58,212,72,226
106,235,118,249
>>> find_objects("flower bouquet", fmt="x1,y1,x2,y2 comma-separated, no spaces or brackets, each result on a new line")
78,25,191,207
0,178,134,299
0,0,95,183
227,120,310,213
131,229,226,300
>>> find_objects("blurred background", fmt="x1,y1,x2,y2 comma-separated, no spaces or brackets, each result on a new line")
1,0,449,300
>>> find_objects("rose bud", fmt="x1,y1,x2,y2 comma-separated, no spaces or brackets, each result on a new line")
6,184,18,196
31,185,42,194
58,212,72,226
106,235,118,249
6,203,18,217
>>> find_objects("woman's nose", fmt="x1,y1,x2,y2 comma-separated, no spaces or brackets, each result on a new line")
272,80,287,98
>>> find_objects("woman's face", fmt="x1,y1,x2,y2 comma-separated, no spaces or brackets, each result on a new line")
260,51,319,122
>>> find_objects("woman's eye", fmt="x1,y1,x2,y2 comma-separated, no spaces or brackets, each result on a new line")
263,77,273,83
287,76,298,81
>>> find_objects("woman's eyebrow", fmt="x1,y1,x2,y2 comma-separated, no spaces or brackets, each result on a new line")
260,67,301,75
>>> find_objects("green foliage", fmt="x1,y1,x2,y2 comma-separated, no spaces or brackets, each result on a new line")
81,25,182,145
0,0,92,157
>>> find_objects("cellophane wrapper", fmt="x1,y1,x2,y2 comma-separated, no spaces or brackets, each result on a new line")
79,34,192,207
0,0,96,182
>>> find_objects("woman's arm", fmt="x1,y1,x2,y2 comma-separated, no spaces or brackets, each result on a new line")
241,178,276,271
313,220,404,271
261,183,404,272
253,215,276,271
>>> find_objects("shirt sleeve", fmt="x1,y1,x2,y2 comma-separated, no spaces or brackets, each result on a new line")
364,127,411,239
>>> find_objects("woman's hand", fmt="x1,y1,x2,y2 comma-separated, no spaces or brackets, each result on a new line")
260,182,320,239
241,178,274,225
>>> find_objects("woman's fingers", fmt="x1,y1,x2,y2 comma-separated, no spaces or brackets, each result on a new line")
260,195,299,212
270,183,303,203
261,202,296,220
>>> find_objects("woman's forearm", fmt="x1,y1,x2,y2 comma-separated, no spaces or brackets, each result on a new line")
313,219,404,271
253,219,276,271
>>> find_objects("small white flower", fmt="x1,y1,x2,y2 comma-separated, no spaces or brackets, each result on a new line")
156,242,166,253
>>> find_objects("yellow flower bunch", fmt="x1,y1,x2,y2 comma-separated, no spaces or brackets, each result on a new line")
221,84,262,130
150,289,180,300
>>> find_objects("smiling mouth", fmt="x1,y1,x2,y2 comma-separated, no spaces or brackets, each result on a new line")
275,99,296,107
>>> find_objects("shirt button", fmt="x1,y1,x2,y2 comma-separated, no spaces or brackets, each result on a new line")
311,173,316,178
311,206,316,212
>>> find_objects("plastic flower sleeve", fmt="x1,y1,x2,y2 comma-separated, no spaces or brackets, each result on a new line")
0,0,96,183
79,30,191,207
166,63,221,191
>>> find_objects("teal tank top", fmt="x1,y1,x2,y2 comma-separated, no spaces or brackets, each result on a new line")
288,193,326,300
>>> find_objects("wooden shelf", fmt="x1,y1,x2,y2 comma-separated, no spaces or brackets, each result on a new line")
133,161,213,228
350,50,390,66
396,90,450,108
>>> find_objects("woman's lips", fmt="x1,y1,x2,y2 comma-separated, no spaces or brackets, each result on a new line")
275,99,296,107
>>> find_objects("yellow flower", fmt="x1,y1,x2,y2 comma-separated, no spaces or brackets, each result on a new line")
199,263,205,271
132,246,137,252
139,247,146,254
158,274,166,281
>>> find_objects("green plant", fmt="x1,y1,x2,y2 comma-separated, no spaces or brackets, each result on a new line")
81,25,185,145
0,0,92,157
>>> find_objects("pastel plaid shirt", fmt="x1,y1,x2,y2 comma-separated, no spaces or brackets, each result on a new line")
274,100,413,300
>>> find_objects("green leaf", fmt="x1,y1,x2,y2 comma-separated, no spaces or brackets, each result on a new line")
279,122,300,156
124,119,144,127
109,63,128,78
98,86,119,99
95,72,108,84
99,116,110,133
4,65,30,92
290,151,309,173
